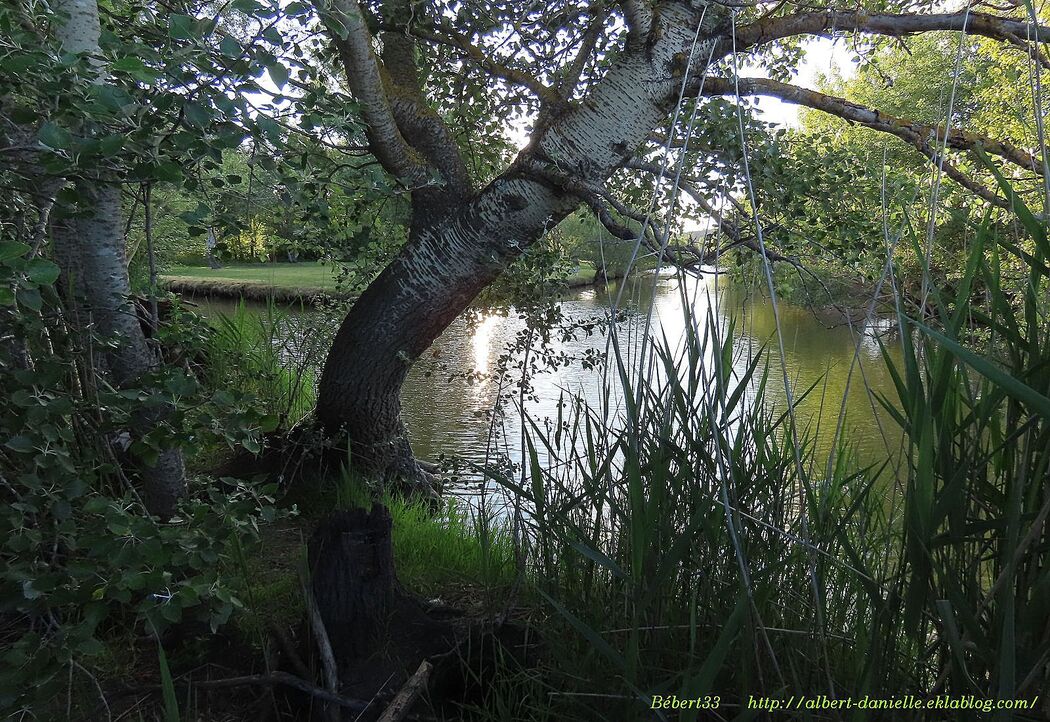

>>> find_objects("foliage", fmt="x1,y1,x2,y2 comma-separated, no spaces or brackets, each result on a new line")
749,28,1050,305
202,299,338,430
0,275,286,716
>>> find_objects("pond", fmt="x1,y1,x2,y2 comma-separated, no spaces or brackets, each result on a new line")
191,272,905,481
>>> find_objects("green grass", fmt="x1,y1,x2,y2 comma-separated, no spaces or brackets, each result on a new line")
163,260,607,299
568,260,598,285
162,261,344,291
202,300,328,429
330,467,516,597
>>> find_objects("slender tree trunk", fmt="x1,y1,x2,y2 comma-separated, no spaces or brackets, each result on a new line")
53,0,186,517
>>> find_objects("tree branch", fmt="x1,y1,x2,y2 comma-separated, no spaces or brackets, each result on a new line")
620,0,654,47
557,12,605,99
360,3,470,195
700,76,1043,178
623,157,802,266
318,0,432,188
728,10,1050,55
390,20,563,107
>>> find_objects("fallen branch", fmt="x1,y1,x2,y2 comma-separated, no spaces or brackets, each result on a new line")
377,660,434,722
303,576,341,722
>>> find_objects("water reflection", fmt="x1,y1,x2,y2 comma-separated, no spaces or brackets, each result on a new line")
191,273,904,479
403,274,904,476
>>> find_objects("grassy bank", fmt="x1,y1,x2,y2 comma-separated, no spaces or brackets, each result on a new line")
161,260,609,302
160,261,347,302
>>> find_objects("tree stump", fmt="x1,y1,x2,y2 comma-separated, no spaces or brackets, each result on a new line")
304,504,539,719
308,504,397,666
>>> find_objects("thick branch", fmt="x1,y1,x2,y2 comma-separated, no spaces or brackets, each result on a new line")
320,0,432,188
620,0,654,47
729,10,1050,55
379,0,424,99
701,76,1043,177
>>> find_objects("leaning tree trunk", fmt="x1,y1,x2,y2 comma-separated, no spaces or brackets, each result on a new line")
315,182,576,482
315,2,710,482
53,0,186,518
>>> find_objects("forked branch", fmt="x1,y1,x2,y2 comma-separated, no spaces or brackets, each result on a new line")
319,0,432,188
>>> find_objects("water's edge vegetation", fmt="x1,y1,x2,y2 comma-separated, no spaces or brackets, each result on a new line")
54,205,1045,720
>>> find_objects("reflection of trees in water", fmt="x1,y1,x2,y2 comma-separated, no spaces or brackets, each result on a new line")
402,276,903,476
197,276,903,479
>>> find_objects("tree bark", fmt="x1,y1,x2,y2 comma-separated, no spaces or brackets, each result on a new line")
52,0,186,518
308,505,398,665
315,184,570,481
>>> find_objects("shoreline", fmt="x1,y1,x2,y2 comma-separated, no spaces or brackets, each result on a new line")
159,276,344,304
160,269,626,304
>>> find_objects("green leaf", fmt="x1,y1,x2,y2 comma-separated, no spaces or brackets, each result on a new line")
18,288,42,312
231,0,267,14
0,242,30,262
257,116,282,143
4,435,35,453
267,62,288,89
168,14,196,40
219,35,242,58
183,102,212,129
96,134,126,155
25,258,59,285
155,639,181,722
110,56,146,73
37,122,72,150
0,287,14,306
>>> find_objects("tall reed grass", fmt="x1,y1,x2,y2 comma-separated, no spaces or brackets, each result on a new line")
203,300,331,429
470,196,1049,719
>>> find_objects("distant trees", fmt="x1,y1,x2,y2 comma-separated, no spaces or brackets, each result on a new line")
760,26,1050,299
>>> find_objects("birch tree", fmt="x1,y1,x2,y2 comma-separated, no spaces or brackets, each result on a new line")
51,0,186,517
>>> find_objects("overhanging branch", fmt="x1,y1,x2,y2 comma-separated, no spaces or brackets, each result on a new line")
624,157,805,268
701,76,1043,180
728,10,1050,55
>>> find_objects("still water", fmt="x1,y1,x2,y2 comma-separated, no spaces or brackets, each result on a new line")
195,273,904,477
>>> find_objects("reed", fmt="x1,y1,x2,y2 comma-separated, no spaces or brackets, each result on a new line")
468,191,1049,719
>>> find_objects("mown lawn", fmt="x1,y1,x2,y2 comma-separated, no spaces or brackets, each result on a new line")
161,261,344,291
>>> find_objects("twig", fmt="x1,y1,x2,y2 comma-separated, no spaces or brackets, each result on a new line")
376,660,433,722
303,577,341,722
